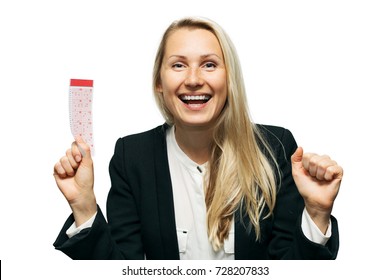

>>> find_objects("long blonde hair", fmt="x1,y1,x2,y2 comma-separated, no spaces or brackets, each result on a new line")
153,17,279,250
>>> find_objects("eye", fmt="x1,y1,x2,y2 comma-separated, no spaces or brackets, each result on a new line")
203,62,217,70
172,62,186,70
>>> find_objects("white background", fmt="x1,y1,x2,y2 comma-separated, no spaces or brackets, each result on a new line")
1,0,389,279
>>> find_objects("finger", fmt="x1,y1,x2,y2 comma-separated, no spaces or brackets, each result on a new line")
314,158,337,180
54,162,67,178
59,155,76,176
302,153,329,170
291,147,304,164
302,153,316,171
77,143,86,157
71,141,82,163
324,164,344,181
66,148,79,169
74,136,92,161
302,153,317,175
313,158,327,180
308,158,318,177
309,155,332,178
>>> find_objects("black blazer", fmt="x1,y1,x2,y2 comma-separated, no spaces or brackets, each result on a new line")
54,124,339,259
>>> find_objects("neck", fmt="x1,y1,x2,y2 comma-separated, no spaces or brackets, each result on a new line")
174,124,213,165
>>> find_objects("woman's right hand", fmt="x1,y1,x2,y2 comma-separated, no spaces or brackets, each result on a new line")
53,137,97,226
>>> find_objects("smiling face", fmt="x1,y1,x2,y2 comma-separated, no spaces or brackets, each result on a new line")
157,28,228,129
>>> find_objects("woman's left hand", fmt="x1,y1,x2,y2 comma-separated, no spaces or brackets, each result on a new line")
291,147,343,233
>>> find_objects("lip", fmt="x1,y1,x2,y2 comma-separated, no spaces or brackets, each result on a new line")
178,93,212,111
178,93,212,98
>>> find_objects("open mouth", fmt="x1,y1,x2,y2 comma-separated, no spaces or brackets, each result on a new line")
179,94,212,105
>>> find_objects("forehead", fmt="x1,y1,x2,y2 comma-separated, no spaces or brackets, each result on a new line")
165,28,223,57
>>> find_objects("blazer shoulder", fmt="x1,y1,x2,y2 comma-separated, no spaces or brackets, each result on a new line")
111,124,169,163
256,124,295,145
255,124,298,159
121,124,167,143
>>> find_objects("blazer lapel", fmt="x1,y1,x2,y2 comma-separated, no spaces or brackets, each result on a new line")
152,124,180,259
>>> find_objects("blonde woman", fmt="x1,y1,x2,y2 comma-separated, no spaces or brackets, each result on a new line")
53,17,343,259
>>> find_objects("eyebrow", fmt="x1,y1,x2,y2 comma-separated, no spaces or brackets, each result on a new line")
167,53,223,60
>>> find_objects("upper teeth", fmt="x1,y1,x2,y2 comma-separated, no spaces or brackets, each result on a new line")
181,95,210,101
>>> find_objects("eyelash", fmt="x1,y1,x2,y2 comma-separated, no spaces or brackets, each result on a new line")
203,62,217,68
172,63,185,69
171,62,217,69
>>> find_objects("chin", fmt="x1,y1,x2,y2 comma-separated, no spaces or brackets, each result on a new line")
176,117,216,129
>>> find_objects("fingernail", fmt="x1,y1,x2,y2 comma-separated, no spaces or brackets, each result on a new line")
75,155,81,162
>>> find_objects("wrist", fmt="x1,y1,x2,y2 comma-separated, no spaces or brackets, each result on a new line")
304,206,331,234
70,196,97,227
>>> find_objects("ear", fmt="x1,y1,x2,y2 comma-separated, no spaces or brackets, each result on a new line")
155,79,163,93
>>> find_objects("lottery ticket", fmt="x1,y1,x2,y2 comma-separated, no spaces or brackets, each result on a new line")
69,79,94,155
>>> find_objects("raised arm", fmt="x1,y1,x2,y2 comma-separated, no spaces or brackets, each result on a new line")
53,137,97,227
291,147,343,233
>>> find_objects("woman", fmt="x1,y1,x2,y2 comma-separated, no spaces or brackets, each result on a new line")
53,17,343,259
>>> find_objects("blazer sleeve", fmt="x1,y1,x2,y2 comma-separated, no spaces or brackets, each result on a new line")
53,138,144,259
266,127,339,259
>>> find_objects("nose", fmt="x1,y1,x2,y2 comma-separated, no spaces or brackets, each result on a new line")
184,68,204,88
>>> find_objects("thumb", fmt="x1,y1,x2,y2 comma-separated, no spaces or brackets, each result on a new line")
75,136,92,162
291,146,304,164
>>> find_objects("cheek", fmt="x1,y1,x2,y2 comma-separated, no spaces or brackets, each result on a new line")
210,72,227,91
160,71,183,93
212,76,228,99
